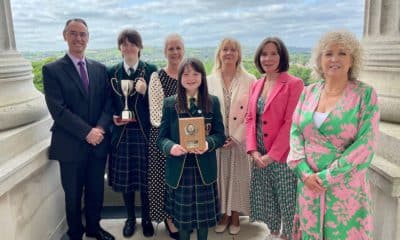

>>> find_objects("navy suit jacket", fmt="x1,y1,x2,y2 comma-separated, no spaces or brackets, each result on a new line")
43,54,113,162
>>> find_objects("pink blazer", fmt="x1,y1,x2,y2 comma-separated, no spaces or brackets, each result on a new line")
245,72,304,163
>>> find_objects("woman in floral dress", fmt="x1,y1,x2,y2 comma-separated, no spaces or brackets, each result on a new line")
287,30,380,240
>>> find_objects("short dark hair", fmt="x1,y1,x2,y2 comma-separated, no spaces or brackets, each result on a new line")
176,58,212,114
254,37,289,73
63,18,88,33
117,28,143,57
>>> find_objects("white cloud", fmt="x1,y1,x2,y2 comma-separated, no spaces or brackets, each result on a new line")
10,0,364,51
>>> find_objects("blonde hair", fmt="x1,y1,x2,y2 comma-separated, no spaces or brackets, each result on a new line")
212,37,247,74
310,30,362,81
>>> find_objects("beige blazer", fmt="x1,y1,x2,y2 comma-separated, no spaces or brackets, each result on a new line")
207,69,256,144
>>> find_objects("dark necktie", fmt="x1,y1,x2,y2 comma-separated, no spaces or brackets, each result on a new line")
128,67,135,78
78,61,89,93
189,97,197,115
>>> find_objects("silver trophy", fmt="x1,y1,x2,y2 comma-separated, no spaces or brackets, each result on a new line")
111,78,137,121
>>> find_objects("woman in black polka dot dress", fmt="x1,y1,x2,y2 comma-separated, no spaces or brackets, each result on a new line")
148,33,184,239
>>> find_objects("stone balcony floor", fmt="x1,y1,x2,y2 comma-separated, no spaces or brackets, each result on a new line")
82,217,269,240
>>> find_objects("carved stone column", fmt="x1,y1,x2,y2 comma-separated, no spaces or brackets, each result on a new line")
362,1,400,239
0,0,47,130
361,0,400,123
0,1,66,239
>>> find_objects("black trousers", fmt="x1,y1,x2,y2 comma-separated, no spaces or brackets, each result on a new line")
59,156,106,240
123,189,151,221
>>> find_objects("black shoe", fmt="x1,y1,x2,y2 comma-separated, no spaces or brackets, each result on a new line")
86,228,115,240
142,220,154,237
123,219,136,237
164,219,179,240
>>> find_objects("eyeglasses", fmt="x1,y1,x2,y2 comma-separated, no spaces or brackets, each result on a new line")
67,31,88,39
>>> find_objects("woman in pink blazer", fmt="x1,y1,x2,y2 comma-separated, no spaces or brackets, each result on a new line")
245,37,304,240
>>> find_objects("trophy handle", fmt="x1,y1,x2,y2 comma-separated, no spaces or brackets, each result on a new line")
110,78,122,97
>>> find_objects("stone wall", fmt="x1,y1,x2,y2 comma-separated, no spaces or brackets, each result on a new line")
0,117,67,240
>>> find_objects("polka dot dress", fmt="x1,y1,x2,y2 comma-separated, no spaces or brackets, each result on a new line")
148,69,177,223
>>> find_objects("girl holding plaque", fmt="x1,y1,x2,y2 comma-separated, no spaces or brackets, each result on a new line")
157,58,226,240
107,28,157,238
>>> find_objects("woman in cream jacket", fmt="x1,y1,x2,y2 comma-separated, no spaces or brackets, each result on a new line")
207,38,256,235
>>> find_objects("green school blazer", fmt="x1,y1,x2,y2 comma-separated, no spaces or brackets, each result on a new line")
157,95,226,188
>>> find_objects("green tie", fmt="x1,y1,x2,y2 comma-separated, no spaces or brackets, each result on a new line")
128,67,135,78
189,97,197,115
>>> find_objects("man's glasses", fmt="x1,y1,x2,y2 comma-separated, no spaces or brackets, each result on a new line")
67,31,88,39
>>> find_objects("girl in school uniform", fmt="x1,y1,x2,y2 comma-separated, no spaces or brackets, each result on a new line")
107,28,157,238
157,58,226,240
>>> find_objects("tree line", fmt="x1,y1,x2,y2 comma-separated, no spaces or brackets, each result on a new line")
31,53,315,93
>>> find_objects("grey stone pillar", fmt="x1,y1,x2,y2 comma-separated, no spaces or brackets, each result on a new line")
0,1,66,239
362,1,400,239
0,0,47,130
361,0,400,123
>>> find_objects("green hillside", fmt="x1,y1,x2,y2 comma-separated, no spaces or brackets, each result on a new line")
24,47,314,92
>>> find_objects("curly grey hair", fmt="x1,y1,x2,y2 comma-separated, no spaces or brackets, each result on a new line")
310,30,362,81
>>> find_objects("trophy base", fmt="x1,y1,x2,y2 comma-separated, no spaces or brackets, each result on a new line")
120,111,137,122
115,116,137,123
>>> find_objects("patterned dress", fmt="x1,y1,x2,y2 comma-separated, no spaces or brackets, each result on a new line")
148,69,177,222
288,80,380,240
250,97,297,237
216,85,251,216
207,70,255,218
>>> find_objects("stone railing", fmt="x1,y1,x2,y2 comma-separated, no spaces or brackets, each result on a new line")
369,122,400,239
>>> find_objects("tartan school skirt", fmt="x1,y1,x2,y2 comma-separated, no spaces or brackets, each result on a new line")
165,155,220,231
108,123,148,193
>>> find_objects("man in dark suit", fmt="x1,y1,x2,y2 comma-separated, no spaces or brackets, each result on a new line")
43,18,114,240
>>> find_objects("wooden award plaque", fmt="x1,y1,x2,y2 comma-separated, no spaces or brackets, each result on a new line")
179,117,206,151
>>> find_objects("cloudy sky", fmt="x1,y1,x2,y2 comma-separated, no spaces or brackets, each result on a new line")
11,0,365,51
